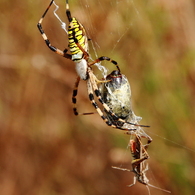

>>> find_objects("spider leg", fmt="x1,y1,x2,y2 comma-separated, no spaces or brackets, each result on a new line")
72,76,80,115
72,76,96,116
37,0,71,59
72,32,119,77
66,0,72,22
88,56,121,72
87,77,115,127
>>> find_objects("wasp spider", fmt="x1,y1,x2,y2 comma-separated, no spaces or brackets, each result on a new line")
37,0,148,131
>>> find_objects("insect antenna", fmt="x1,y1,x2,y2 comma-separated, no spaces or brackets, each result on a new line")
147,183,171,193
146,185,151,195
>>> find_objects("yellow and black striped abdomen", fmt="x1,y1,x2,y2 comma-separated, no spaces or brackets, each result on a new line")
68,17,88,61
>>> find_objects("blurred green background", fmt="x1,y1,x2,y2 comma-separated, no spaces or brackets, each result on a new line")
0,0,195,194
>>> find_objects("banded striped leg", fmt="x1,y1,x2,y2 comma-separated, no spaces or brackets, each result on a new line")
37,0,71,59
72,35,119,69
72,76,95,115
72,75,110,115
88,69,149,129
66,0,72,22
73,41,120,71
89,56,120,72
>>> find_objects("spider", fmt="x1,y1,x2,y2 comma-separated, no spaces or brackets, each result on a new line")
37,0,147,131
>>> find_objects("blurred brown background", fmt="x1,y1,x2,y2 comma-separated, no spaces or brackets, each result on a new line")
0,0,195,194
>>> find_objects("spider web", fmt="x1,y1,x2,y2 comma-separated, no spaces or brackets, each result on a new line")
51,0,195,153
50,1,195,194
53,1,68,34
51,0,153,141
